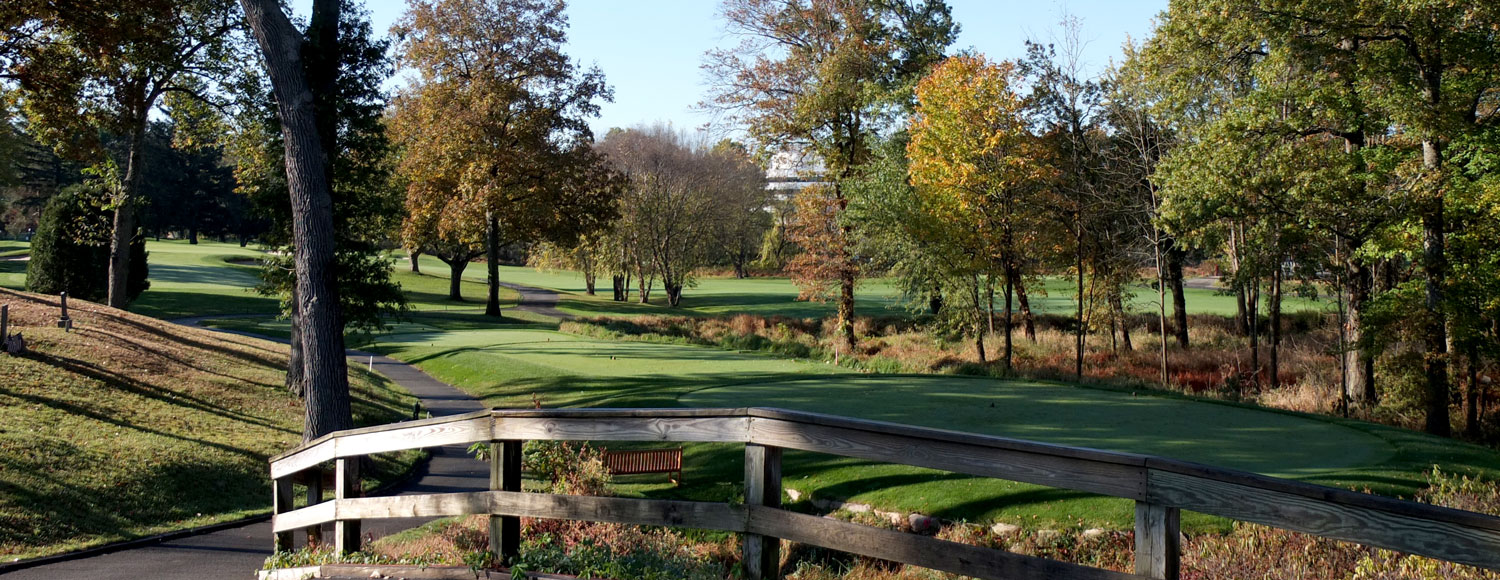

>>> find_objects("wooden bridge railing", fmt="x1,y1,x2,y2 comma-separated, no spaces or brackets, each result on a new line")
268,408,1500,580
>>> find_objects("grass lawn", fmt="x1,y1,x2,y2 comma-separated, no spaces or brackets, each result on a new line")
406,253,1323,321
0,240,28,258
0,287,421,560
123,240,279,320
364,325,1500,534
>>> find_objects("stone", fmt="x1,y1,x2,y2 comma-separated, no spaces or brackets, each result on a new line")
990,522,1022,537
1081,528,1107,541
843,502,872,514
908,513,941,535
785,488,802,502
1035,529,1061,543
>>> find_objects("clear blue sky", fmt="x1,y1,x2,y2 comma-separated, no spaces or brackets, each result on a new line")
358,0,1168,137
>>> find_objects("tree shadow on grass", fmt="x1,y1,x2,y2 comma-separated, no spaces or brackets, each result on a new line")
21,351,297,439
103,310,286,369
0,446,266,552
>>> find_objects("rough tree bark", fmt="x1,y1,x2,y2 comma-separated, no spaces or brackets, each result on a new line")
239,0,351,441
1165,242,1188,348
107,107,149,309
485,212,502,317
1420,139,1450,437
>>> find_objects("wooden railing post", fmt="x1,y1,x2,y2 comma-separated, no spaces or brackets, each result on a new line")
306,469,324,546
335,458,361,554
743,443,782,580
273,476,294,552
1135,501,1181,580
490,440,522,564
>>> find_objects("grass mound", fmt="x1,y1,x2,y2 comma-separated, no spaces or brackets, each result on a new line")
0,287,420,560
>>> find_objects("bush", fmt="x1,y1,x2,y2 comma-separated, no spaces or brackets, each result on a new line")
26,182,149,303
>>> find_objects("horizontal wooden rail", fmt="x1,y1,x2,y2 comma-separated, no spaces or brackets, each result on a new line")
270,407,1500,578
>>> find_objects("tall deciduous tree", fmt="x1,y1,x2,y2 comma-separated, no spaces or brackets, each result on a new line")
238,0,350,440
2,0,240,308
706,0,957,353
391,0,613,317
907,55,1049,371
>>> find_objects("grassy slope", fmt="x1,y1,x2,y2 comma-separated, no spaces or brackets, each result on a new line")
365,326,1500,533
0,287,420,560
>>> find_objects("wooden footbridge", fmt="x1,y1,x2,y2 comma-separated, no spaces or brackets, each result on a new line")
268,407,1500,579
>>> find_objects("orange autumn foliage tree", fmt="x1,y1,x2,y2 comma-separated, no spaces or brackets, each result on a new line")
907,55,1054,370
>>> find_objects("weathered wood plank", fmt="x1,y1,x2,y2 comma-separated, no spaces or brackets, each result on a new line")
746,506,1144,580
335,416,493,458
750,417,1148,500
1133,502,1179,580
270,441,336,480
490,440,522,564
493,408,751,419
335,491,750,532
494,416,750,443
491,492,748,531
335,458,360,554
743,444,783,580
1147,457,1500,532
272,500,337,534
273,477,296,549
1148,469,1500,571
271,410,495,463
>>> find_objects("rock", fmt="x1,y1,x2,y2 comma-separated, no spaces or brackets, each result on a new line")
843,502,872,514
990,522,1022,537
1081,528,1107,540
369,572,384,579
785,488,802,502
908,513,941,535
1035,529,1061,543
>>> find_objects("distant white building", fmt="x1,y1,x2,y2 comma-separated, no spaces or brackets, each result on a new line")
765,147,828,198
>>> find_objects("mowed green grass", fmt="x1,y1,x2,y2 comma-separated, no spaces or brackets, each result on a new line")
0,240,28,258
365,326,1499,532
407,252,1321,320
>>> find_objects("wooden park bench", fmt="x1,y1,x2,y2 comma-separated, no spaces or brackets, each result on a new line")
601,447,682,486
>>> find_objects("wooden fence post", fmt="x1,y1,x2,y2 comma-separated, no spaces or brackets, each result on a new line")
306,470,324,546
1135,501,1181,580
1,304,8,342
335,458,361,554
489,440,522,564
273,476,294,552
743,443,782,580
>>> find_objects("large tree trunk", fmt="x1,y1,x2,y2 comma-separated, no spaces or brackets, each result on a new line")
1466,345,1481,438
443,256,468,301
1269,265,1282,390
484,212,502,317
1248,278,1261,391
286,286,304,397
107,113,148,309
971,276,986,364
1346,255,1375,404
1420,138,1450,437
1075,240,1085,379
1002,265,1014,372
1011,269,1035,342
1166,243,1188,348
611,274,625,301
665,281,683,307
410,249,421,273
1113,289,1132,352
240,0,351,441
